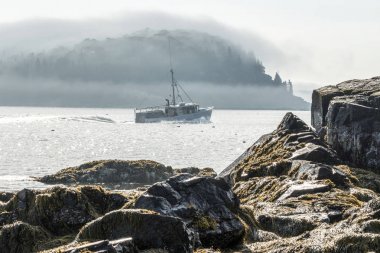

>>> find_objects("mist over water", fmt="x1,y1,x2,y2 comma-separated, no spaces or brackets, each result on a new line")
0,75,308,109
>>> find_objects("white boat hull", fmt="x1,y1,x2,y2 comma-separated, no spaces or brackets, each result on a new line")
135,107,213,123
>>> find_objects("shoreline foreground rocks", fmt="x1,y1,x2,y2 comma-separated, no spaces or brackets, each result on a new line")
1,77,380,252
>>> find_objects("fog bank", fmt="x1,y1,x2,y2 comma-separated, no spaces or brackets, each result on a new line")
0,75,309,110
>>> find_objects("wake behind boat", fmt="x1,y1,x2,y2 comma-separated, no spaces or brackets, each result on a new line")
134,68,213,123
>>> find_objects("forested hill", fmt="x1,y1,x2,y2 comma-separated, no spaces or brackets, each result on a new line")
0,29,309,109
0,29,285,86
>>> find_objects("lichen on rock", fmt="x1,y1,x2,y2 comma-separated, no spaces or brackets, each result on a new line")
0,221,50,253
1,186,128,239
219,110,380,252
35,160,174,187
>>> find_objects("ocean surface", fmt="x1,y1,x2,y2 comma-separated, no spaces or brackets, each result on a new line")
0,107,310,192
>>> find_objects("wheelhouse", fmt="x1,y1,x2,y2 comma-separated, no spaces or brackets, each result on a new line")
165,103,199,117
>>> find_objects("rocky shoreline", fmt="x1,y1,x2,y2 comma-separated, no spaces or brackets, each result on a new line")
1,77,379,252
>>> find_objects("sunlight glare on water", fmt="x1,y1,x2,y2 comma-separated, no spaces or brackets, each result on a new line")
0,107,310,191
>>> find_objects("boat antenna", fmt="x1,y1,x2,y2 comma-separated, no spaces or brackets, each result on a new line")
168,38,176,106
167,36,194,104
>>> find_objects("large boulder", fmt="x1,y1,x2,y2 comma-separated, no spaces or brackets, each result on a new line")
133,174,244,248
2,186,128,235
35,160,174,187
326,95,380,170
311,76,380,170
311,76,380,132
77,209,193,253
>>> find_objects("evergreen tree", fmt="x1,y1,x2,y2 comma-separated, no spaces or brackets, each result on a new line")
274,72,282,85
288,80,293,95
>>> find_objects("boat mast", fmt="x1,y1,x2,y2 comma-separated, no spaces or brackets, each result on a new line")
170,68,176,106
168,38,176,106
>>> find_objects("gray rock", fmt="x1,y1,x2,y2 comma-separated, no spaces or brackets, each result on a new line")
311,76,380,170
291,143,340,165
77,209,194,253
326,95,380,170
311,76,380,132
292,160,349,186
133,174,244,248
311,85,345,131
0,192,15,203
277,181,331,201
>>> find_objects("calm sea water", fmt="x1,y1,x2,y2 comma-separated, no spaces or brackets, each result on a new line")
0,107,310,192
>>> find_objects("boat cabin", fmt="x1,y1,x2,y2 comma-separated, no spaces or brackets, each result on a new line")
165,103,199,117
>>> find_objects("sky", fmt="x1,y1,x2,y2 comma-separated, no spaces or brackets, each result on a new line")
1,0,379,99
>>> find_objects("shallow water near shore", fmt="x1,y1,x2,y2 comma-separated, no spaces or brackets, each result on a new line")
0,107,310,192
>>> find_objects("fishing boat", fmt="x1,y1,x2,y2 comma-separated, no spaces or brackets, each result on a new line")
134,68,213,123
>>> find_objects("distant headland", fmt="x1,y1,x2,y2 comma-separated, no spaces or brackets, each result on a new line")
0,29,309,110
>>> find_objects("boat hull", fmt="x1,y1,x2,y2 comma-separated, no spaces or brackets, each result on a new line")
135,107,213,123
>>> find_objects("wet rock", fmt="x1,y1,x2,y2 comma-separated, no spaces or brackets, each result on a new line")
77,209,193,253
0,221,50,253
133,174,244,248
36,160,174,186
3,186,128,235
311,76,380,170
0,192,15,203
